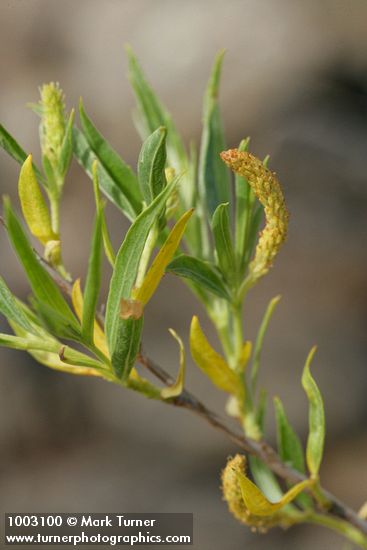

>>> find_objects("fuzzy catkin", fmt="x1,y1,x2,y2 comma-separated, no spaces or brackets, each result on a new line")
221,149,289,284
40,83,66,167
221,455,287,532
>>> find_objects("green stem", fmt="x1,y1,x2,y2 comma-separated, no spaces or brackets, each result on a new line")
306,512,367,549
231,303,243,371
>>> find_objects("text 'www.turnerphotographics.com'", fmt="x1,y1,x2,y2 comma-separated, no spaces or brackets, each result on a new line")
4,513,193,546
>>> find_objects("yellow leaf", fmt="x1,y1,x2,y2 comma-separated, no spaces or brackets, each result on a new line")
237,471,313,516
71,278,109,357
161,328,186,399
190,315,240,394
18,155,56,245
133,208,194,305
27,348,103,377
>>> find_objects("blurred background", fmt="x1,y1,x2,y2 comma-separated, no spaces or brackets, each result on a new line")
1,1,367,548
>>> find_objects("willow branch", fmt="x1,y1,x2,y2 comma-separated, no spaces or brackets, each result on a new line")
42,259,367,538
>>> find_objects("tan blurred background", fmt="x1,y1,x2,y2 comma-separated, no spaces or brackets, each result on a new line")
1,1,367,548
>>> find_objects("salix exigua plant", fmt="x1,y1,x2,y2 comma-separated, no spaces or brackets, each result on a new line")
0,48,366,547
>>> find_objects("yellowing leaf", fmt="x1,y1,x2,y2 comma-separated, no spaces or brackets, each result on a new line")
161,328,186,399
18,155,56,245
133,208,194,305
302,346,325,478
190,315,240,394
71,278,109,357
29,348,102,377
237,471,313,516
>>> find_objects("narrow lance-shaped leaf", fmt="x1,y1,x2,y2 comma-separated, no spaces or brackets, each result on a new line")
18,155,56,245
302,346,325,478
198,50,230,216
126,46,193,209
138,127,167,204
0,332,58,352
249,456,284,503
111,315,144,381
211,202,235,279
0,123,44,183
251,295,281,392
73,127,137,221
59,345,106,370
79,100,142,213
133,209,194,305
92,161,116,267
235,137,251,272
105,180,176,361
11,318,104,378
0,276,35,333
58,108,75,179
274,396,312,509
274,397,306,473
161,329,186,399
190,315,240,395
237,470,312,517
3,197,78,329
167,255,231,301
81,206,103,344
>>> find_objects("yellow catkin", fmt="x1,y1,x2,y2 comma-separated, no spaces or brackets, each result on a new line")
40,82,66,167
221,455,290,532
221,149,289,285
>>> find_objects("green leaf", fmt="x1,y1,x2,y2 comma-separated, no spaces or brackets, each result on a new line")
190,315,240,395
249,456,284,503
256,389,267,433
79,100,142,213
0,276,35,333
198,50,230,216
82,206,103,344
58,108,75,179
111,315,144,380
211,202,235,278
134,209,193,305
59,345,106,370
0,332,57,352
73,127,137,221
3,197,78,329
244,204,263,267
273,396,312,509
251,295,281,392
234,137,252,272
31,299,81,341
274,397,306,473
126,46,193,209
161,328,186,399
0,123,44,183
105,180,176,356
92,162,116,267
302,346,325,478
138,127,167,204
166,255,231,301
